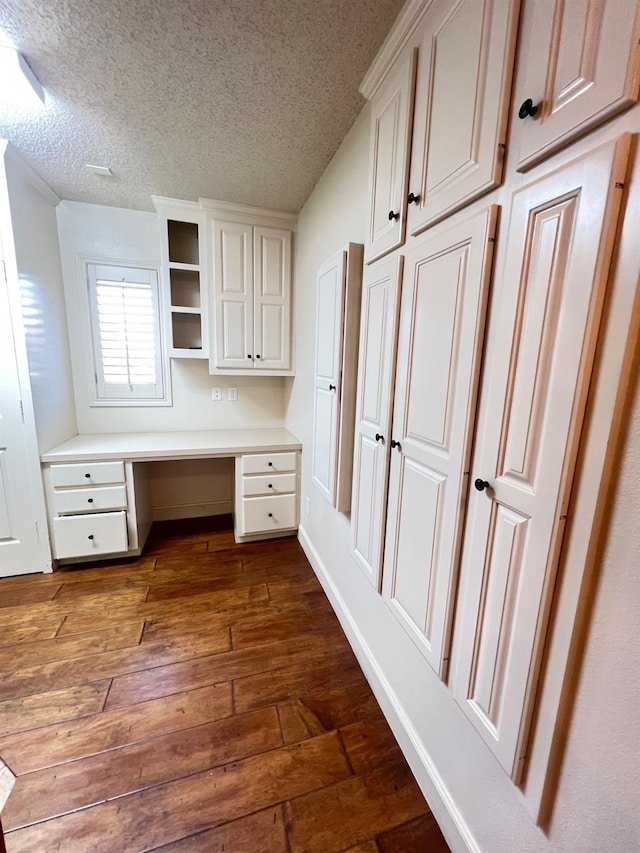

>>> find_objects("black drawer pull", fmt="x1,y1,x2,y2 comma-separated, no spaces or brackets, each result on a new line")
268,484,273,489
87,534,94,540
87,498,94,503
390,439,401,451
388,209,399,221
474,478,490,492
268,512,273,518
407,192,420,205
85,473,91,478
268,462,273,467
375,433,384,443
518,98,539,120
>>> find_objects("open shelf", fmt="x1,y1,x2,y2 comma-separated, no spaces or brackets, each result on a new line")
168,220,199,265
171,311,202,352
170,268,201,309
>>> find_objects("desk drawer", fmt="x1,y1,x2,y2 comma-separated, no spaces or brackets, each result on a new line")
241,473,296,497
241,452,297,475
49,461,125,488
240,494,297,534
52,511,128,560
52,485,127,515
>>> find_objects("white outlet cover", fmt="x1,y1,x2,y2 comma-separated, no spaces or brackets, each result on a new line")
212,387,222,401
228,387,238,401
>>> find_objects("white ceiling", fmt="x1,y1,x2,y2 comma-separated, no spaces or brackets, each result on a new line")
0,0,404,212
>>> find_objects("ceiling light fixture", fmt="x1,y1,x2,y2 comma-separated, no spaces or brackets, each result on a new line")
0,46,45,107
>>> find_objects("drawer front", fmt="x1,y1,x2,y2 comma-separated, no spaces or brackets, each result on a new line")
53,511,128,559
241,494,297,535
52,485,127,515
49,461,125,488
241,473,296,497
241,452,297,475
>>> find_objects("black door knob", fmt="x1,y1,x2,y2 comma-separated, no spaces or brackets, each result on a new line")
388,210,400,221
375,433,384,442
474,478,490,492
518,98,538,119
407,192,420,205
390,439,401,450
329,384,336,391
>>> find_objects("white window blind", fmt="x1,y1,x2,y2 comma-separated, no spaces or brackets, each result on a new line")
87,263,165,401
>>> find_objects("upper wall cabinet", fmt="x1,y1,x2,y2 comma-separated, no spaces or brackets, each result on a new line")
515,0,640,172
362,0,519,262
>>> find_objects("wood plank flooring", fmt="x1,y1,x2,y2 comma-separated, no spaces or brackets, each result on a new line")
0,517,451,853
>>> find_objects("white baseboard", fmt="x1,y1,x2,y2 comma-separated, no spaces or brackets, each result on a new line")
298,524,480,853
152,500,233,521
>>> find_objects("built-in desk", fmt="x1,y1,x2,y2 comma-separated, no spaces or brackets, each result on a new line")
41,429,302,564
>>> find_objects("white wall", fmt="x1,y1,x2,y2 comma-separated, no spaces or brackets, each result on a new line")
57,201,286,517
5,154,76,454
286,104,640,852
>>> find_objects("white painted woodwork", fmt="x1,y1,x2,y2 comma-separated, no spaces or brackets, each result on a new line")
240,450,298,475
52,510,128,560
234,450,299,541
366,49,417,263
212,219,254,369
351,255,403,589
407,0,519,233
452,137,630,781
240,493,298,534
253,227,291,370
516,0,640,171
382,206,498,680
52,484,128,515
49,460,125,488
240,472,297,497
312,244,364,511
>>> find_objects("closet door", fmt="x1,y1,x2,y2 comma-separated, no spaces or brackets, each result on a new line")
253,226,291,370
382,207,497,678
212,220,253,369
365,50,417,264
515,0,640,171
351,255,403,588
312,251,346,504
452,137,630,782
407,0,519,234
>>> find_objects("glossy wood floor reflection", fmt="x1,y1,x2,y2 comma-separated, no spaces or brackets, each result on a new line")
0,517,451,853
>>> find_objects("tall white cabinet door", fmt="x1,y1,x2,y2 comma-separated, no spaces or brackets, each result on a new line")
452,137,630,782
407,0,519,234
212,220,254,369
351,255,403,589
365,50,417,265
312,251,346,504
515,0,640,171
382,207,498,679
254,226,292,370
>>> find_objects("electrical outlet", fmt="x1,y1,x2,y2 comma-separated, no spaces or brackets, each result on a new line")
305,496,311,516
228,386,238,401
211,387,222,401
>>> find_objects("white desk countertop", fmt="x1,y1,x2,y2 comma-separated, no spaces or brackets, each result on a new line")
41,428,302,464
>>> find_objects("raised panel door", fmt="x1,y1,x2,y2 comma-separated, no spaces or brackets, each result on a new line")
451,137,630,781
515,0,640,170
253,227,292,370
351,255,403,588
382,207,498,678
366,50,417,264
212,220,253,369
407,0,519,233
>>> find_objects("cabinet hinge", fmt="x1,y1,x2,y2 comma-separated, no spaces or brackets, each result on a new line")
497,143,506,150
615,182,625,189
488,237,496,243
35,520,40,539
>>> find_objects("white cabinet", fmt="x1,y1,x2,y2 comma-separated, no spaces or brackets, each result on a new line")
362,0,519,260
234,451,299,542
312,244,363,512
515,0,640,171
451,137,630,781
210,214,294,374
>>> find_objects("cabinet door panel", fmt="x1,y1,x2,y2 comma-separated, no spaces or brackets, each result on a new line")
351,256,403,589
408,0,519,233
382,207,497,678
516,0,640,170
366,50,417,264
254,227,291,370
212,221,253,369
452,137,630,781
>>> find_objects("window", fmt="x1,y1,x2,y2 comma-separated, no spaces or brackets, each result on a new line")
86,263,166,402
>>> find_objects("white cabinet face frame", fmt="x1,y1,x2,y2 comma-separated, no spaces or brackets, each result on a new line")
515,0,640,171
366,49,417,264
407,0,520,234
451,136,631,783
351,254,404,589
212,220,254,370
253,226,292,370
381,206,498,680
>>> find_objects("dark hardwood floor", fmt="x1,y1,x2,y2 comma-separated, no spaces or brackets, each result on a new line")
0,516,451,852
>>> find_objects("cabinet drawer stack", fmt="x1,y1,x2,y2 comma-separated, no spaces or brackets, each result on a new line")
234,452,299,541
44,461,129,560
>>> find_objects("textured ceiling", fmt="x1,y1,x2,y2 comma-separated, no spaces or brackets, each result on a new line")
0,0,404,211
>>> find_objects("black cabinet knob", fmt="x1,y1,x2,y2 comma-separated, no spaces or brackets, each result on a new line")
390,439,401,450
329,384,336,391
268,462,273,467
268,484,273,489
247,354,253,359
474,478,490,492
388,210,400,221
407,192,420,205
518,98,538,120
256,354,261,359
375,433,384,443
85,473,91,478
87,498,93,503
87,534,94,540
268,512,273,518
